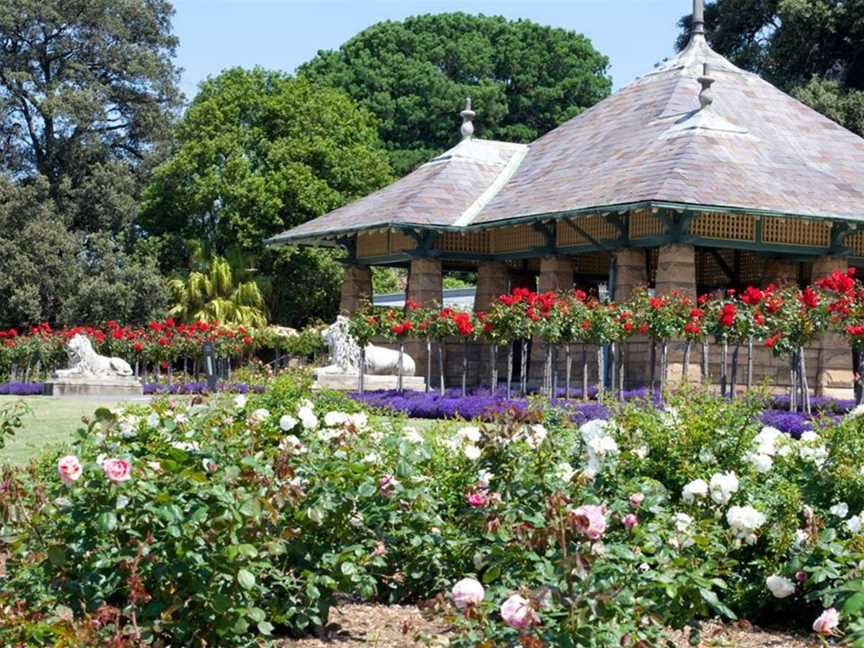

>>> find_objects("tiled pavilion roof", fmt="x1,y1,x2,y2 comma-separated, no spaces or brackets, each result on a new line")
269,23,864,246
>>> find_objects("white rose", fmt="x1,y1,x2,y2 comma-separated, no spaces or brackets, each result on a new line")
726,505,766,545
146,413,160,428
279,414,298,431
682,478,708,503
298,406,318,430
709,471,739,505
830,502,849,519
464,445,482,461
250,408,270,423
747,453,773,473
800,431,819,443
403,427,424,443
458,426,482,443
846,514,863,533
324,411,349,427
233,395,247,409
766,575,795,599
555,462,575,483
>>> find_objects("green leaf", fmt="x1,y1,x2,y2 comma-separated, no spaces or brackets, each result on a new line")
47,545,66,567
237,568,256,590
258,621,274,635
844,592,864,615
97,512,117,532
699,588,736,619
247,607,266,622
340,562,356,576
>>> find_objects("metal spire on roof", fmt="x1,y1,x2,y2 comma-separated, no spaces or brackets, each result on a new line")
692,0,705,38
460,97,475,140
698,63,715,109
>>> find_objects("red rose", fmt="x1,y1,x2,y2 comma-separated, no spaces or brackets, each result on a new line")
243,335,253,345
800,287,819,309
158,336,169,346
133,342,143,353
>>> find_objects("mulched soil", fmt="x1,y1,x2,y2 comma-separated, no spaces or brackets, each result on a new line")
277,603,817,647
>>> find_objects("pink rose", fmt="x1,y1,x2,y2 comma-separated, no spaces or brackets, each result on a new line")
451,578,485,609
622,513,639,529
466,490,488,509
500,594,538,629
569,504,607,540
102,458,131,483
629,492,645,509
379,474,398,496
57,455,82,484
813,608,839,636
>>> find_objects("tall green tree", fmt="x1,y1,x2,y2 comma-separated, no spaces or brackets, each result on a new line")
142,67,392,254
677,0,864,137
300,13,612,175
0,0,181,231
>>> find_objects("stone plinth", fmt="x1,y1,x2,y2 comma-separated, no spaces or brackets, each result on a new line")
314,374,426,392
614,249,648,301
45,377,144,398
538,256,574,293
763,259,799,285
340,265,373,314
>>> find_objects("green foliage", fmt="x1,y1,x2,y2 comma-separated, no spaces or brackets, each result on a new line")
0,400,28,450
371,267,402,294
142,67,393,255
301,13,612,174
266,246,344,329
678,0,864,137
168,255,268,327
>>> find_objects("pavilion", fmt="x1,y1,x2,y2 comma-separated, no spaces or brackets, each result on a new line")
269,0,864,395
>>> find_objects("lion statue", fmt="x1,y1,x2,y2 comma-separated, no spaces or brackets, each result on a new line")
55,334,134,379
318,316,415,376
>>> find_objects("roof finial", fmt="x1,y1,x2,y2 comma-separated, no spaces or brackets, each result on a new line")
460,97,475,140
698,63,715,109
692,0,705,37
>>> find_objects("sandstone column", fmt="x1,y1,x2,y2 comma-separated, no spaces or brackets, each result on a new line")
654,244,697,385
614,249,650,388
406,258,443,386
339,265,372,314
474,262,511,313
763,258,799,286
538,256,574,293
812,256,854,397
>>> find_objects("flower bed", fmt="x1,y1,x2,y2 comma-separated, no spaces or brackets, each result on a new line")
350,387,853,437
0,382,265,396
3,376,864,646
0,382,43,396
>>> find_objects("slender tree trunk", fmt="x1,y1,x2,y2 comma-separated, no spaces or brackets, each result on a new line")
730,344,740,398
520,341,529,396
552,345,559,398
582,346,589,401
617,342,626,399
438,343,445,396
506,344,513,399
682,340,692,385
398,342,404,393
649,342,657,394
746,337,754,392
461,341,468,397
544,343,552,397
135,359,139,378
857,351,864,406
701,341,709,384
789,354,797,412
490,343,498,393
660,342,669,394
426,339,432,393
564,344,572,400
720,340,728,398
800,348,811,415
596,346,605,396
609,342,616,396
359,345,366,393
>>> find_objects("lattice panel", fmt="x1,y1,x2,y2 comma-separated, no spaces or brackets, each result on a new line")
629,209,665,239
491,225,545,254
389,231,416,254
437,231,491,254
696,249,767,287
690,212,756,241
556,215,618,246
848,233,864,258
574,253,609,276
357,231,389,258
762,218,831,247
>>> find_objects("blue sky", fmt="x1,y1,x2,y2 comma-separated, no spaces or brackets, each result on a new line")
171,0,690,102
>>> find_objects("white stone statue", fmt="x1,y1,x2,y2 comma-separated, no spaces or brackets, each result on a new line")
55,334,135,379
319,316,415,376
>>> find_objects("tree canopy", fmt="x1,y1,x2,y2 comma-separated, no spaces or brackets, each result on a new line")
300,13,612,175
141,67,392,255
677,0,864,137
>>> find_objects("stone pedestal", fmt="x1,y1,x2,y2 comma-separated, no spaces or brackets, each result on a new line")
44,377,144,398
340,265,372,314
314,374,426,392
474,262,511,313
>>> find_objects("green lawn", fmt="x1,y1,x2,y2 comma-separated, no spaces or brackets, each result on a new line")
0,396,125,465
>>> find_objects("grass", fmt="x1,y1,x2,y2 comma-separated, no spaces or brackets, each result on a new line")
0,396,124,465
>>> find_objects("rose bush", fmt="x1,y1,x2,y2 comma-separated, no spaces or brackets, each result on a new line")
3,375,864,645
